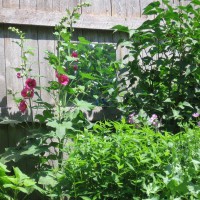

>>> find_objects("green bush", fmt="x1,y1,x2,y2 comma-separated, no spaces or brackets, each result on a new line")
114,0,200,132
55,121,200,199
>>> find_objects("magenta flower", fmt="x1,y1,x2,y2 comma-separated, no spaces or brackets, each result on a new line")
71,51,78,58
18,100,27,113
17,73,22,78
192,113,199,118
73,65,78,71
21,87,34,98
25,78,36,89
57,74,70,86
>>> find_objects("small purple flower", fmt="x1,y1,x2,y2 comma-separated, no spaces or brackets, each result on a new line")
150,114,158,123
192,113,199,118
128,113,135,124
149,114,159,127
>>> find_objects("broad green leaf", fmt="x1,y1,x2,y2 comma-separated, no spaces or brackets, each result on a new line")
78,37,91,45
74,99,94,111
112,25,129,33
79,72,98,80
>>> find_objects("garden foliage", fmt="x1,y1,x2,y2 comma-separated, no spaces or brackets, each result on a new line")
0,162,42,200
0,0,200,200
53,121,200,199
114,0,200,132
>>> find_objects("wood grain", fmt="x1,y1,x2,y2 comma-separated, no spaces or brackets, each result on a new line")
2,0,20,8
125,0,141,18
38,27,55,104
21,26,40,111
0,8,146,30
4,26,22,113
20,0,37,10
36,0,53,11
82,0,111,16
0,25,7,116
52,0,60,12
111,0,126,17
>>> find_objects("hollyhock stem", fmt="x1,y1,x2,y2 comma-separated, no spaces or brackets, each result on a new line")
28,98,34,123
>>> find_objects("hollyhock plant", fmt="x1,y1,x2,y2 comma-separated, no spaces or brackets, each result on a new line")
73,65,78,71
71,51,78,58
17,73,22,78
18,100,27,113
21,87,34,98
25,78,36,89
57,74,70,86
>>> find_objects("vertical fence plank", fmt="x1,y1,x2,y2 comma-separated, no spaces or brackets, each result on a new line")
4,26,24,118
60,0,80,12
111,0,126,17
36,0,53,11
21,26,40,115
0,0,2,8
52,0,60,12
36,0,54,104
82,0,111,16
0,25,7,117
125,0,141,18
20,0,37,10
38,27,55,105
2,0,20,8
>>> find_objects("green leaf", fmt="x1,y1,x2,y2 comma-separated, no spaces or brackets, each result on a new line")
79,72,98,80
143,1,161,15
112,25,129,33
80,196,92,200
74,99,94,111
78,37,91,45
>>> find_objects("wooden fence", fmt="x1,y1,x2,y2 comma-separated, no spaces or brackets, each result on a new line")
0,0,190,152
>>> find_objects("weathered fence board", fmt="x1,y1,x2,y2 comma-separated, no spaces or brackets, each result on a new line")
0,25,7,115
4,27,22,113
20,0,37,10
2,0,19,8
37,27,55,105
125,0,141,17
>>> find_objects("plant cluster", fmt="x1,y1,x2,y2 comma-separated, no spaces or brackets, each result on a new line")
114,0,200,132
0,162,42,200
52,120,200,199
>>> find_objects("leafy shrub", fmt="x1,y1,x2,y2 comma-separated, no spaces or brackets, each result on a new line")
54,121,200,199
114,0,200,132
0,162,42,200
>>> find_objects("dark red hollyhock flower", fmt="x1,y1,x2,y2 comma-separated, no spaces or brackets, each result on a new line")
18,100,27,113
21,87,34,98
25,78,36,89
